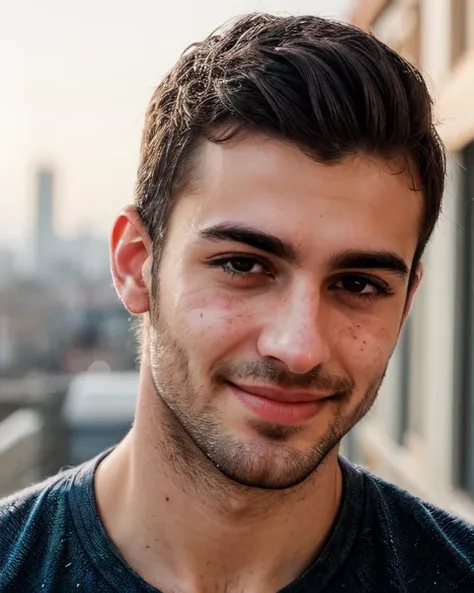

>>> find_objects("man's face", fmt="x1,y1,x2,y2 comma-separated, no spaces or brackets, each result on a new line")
146,134,421,490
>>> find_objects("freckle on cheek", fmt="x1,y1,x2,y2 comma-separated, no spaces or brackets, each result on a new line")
225,311,252,330
349,327,358,340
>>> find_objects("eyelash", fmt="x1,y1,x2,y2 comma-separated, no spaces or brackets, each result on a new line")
207,255,393,301
331,278,391,302
208,255,273,279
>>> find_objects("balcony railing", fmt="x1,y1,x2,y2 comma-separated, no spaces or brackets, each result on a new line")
0,409,44,498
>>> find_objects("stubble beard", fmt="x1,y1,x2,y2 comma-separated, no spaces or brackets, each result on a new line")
147,308,385,492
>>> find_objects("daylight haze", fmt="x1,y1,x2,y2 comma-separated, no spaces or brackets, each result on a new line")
1,0,351,251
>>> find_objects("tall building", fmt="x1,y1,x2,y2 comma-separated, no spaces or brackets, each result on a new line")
35,168,56,274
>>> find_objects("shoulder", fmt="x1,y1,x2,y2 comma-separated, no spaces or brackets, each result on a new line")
363,467,474,543
0,466,77,556
359,464,474,585
0,457,99,590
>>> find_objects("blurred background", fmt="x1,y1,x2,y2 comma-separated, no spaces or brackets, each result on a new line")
1,0,474,523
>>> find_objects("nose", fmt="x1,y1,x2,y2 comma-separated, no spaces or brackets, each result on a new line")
256,285,331,375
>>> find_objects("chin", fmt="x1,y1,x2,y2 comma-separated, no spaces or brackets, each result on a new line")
205,430,340,491
214,456,319,490
245,419,306,442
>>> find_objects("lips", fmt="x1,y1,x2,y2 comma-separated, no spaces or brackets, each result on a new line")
229,383,329,403
227,382,331,425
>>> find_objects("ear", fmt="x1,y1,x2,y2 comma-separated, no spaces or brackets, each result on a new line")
110,205,153,315
401,262,423,325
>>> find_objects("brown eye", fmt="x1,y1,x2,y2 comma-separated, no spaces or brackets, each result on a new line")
329,274,389,301
208,255,270,278
340,277,374,294
226,258,259,274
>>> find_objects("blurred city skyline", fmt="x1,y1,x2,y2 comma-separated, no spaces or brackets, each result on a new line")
1,0,352,255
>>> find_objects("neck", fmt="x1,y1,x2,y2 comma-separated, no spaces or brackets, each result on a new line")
95,369,343,593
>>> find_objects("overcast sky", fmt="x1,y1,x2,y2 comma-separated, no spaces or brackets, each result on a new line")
1,0,352,248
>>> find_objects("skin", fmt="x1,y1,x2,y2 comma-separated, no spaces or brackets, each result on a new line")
96,133,422,593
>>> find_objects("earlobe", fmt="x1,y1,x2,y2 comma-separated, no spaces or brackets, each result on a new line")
110,206,153,315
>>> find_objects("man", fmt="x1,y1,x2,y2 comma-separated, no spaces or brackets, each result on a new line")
1,12,473,593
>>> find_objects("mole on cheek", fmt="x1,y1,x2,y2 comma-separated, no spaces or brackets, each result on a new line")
348,326,359,340
340,325,370,351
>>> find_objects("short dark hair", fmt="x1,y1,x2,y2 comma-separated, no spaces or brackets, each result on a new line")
135,12,446,274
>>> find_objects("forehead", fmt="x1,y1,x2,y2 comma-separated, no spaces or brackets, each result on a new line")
172,134,422,265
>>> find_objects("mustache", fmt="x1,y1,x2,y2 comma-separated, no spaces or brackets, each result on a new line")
213,360,354,394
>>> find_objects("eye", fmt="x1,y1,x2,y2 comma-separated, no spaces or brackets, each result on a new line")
337,276,378,295
209,255,270,278
330,274,390,300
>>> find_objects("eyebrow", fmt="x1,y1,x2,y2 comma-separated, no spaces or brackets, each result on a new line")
199,223,299,263
327,250,409,278
199,223,409,278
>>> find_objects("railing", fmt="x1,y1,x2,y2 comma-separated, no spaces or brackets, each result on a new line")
0,375,71,480
0,409,44,498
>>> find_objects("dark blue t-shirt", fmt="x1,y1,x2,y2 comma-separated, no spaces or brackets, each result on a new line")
0,452,473,592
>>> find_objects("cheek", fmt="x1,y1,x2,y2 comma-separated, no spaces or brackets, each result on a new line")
172,289,258,352
336,322,395,374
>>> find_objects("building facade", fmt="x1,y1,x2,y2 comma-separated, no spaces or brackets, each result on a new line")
349,0,474,522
